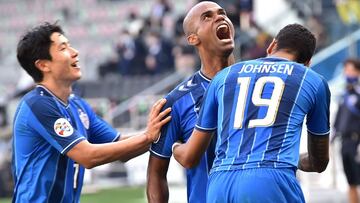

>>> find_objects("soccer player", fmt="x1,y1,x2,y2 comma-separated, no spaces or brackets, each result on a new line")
173,23,330,202
146,1,235,203
12,22,171,203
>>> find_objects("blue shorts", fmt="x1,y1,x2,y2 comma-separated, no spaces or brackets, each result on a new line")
207,168,305,203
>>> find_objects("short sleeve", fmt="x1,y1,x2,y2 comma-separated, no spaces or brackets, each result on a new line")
27,98,85,154
306,78,331,135
195,76,219,132
77,99,119,144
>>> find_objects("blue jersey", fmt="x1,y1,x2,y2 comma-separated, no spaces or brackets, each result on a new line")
12,85,119,203
196,57,330,173
150,71,216,203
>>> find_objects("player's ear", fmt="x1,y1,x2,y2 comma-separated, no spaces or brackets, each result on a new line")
266,39,276,55
187,33,200,46
35,59,50,72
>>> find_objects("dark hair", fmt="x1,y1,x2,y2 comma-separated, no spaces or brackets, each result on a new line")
17,22,64,82
344,58,360,71
274,23,316,64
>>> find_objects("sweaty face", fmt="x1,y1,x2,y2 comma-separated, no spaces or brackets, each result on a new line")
47,32,81,83
189,2,235,56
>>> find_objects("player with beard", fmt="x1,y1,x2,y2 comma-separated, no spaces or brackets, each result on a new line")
146,1,235,203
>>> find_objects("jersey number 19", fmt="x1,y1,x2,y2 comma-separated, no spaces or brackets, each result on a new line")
234,76,285,129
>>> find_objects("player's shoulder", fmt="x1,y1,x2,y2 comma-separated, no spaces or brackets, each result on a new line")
302,66,329,89
69,93,88,106
22,86,57,107
166,71,210,106
212,60,249,82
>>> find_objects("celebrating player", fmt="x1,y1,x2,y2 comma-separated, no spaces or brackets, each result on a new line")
146,1,235,203
173,23,330,202
12,22,171,202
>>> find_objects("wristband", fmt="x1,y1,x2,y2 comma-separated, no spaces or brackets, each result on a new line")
172,142,181,153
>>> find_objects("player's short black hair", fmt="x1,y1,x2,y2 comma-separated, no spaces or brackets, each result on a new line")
17,22,64,82
274,23,316,64
344,58,360,71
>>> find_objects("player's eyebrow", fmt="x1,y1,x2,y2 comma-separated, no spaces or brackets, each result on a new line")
218,8,226,14
200,8,226,19
57,40,70,49
200,10,212,19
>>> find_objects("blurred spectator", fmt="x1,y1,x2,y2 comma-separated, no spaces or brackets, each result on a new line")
336,0,360,26
173,37,198,76
116,29,148,75
144,30,174,74
241,29,272,60
305,15,328,51
334,58,360,203
239,0,253,30
0,140,12,197
13,70,35,98
98,53,120,78
150,0,172,28
336,0,360,34
321,0,348,43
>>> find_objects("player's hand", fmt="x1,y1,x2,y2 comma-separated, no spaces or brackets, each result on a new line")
144,98,171,143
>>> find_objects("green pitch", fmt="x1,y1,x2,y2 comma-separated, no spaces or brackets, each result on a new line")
0,186,146,203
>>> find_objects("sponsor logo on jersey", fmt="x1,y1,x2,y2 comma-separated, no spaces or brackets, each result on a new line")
78,109,90,129
54,118,74,137
178,79,197,91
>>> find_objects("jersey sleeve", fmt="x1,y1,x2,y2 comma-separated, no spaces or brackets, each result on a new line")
195,75,220,132
79,99,120,144
27,98,86,154
150,102,181,159
306,78,331,135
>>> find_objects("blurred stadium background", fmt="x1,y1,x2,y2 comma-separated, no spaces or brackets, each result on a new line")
0,0,360,202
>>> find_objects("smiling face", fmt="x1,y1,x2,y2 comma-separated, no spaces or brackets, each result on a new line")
183,1,235,57
45,32,81,84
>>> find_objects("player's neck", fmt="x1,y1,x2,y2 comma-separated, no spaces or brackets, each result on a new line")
38,80,72,104
268,51,296,62
200,54,234,79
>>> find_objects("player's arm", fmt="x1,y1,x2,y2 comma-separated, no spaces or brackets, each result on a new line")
172,129,213,168
146,156,170,203
299,77,330,173
66,99,171,168
298,132,329,173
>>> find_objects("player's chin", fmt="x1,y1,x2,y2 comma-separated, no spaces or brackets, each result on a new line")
219,43,234,54
217,37,234,47
73,72,82,80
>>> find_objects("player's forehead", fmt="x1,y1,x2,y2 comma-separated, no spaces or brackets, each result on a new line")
190,1,222,18
50,32,69,45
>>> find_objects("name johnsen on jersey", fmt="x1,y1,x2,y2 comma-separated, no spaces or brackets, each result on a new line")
239,63,294,75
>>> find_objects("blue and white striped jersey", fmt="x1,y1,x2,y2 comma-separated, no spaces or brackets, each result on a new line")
196,57,330,173
12,85,119,203
150,71,216,203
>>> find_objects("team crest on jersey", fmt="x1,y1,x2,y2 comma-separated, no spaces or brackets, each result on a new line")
54,118,74,137
78,109,90,129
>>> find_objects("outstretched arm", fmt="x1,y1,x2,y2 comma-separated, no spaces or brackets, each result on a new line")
66,99,171,168
298,131,329,173
172,129,213,168
147,156,170,203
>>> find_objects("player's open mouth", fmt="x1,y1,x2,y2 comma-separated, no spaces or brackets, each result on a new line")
71,61,80,68
216,24,231,40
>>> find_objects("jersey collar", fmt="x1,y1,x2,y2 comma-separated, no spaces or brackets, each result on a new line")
36,84,69,107
198,71,211,82
261,56,291,62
